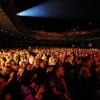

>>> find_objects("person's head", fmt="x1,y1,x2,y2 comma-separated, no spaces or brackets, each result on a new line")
20,62,26,69
55,66,65,77
11,64,19,70
6,66,13,75
0,73,5,92
60,57,65,63
23,58,29,65
10,60,15,66
40,59,46,68
65,57,69,62
46,65,53,72
17,68,24,76
27,64,33,70
35,59,40,68
80,66,91,78
83,68,91,78
82,58,91,68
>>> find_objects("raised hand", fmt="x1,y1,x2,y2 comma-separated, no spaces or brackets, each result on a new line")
4,93,11,100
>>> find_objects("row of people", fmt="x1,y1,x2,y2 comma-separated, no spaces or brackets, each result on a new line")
32,29,100,36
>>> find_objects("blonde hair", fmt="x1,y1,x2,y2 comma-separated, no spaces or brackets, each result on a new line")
1,67,7,75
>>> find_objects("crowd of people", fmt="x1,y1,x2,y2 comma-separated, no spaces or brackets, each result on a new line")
32,29,100,37
0,47,100,100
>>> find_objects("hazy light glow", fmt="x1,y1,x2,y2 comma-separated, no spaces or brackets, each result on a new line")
17,0,100,20
18,0,67,18
17,0,80,19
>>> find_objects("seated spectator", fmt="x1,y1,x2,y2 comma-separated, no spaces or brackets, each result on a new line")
26,64,33,71
78,63,93,100
36,59,47,85
5,66,21,100
91,62,100,100
41,54,47,61
0,73,11,100
65,66,78,100
49,66,71,100
48,55,57,66
46,65,54,79
21,70,45,100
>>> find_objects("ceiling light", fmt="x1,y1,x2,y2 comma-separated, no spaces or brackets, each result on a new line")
77,27,79,29
89,23,91,25
1,30,3,31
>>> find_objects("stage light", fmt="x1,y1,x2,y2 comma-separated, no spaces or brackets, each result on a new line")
17,0,69,19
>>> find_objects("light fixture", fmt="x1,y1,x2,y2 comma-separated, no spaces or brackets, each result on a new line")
4,31,6,33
